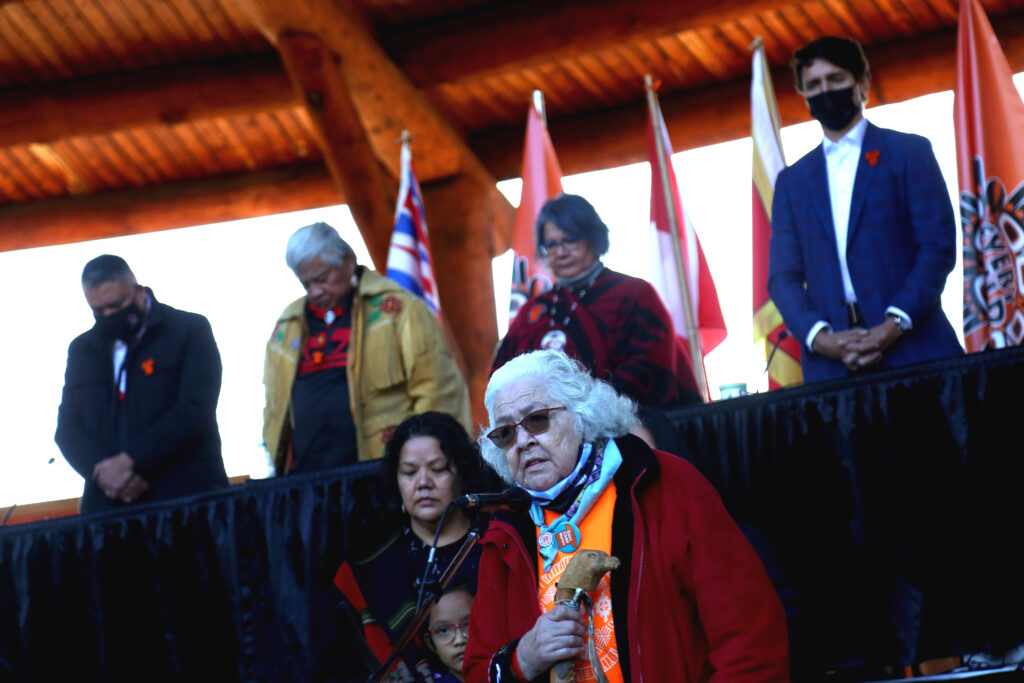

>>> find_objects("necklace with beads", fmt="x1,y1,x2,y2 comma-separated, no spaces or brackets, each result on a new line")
549,270,601,329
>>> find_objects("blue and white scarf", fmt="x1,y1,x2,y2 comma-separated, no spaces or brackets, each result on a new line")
524,439,622,572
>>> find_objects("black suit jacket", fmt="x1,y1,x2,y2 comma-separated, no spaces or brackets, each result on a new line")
55,290,228,513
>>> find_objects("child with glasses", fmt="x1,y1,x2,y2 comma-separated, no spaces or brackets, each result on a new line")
424,581,475,682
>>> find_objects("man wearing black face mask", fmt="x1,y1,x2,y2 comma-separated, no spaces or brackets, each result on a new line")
767,36,963,383
55,255,228,513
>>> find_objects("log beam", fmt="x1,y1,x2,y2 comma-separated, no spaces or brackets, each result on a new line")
0,54,296,148
237,0,462,184
275,31,398,270
1,12,1021,184
387,0,786,86
421,175,504,426
3,3,1018,259
473,17,1024,180
0,164,339,253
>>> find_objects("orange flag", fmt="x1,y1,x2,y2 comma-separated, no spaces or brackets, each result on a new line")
751,40,802,389
508,92,563,323
955,0,1024,351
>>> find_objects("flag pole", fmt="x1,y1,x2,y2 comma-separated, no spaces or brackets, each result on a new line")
644,74,709,401
532,90,547,125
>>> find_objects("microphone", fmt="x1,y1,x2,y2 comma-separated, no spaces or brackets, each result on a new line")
764,330,789,375
452,487,532,514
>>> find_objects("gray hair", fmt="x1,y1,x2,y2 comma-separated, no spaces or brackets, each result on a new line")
285,222,356,274
479,350,639,483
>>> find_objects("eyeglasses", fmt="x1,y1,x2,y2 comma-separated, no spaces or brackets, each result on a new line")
486,407,566,449
538,236,583,255
427,618,470,644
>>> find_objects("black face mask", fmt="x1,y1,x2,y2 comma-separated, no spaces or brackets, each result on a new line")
95,300,145,342
807,87,861,132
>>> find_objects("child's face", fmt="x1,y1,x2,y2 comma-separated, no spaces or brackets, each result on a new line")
426,591,473,680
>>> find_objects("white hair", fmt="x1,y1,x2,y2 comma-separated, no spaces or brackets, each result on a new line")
480,350,639,483
285,222,356,275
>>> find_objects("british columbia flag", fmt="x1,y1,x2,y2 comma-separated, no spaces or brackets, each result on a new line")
386,136,442,318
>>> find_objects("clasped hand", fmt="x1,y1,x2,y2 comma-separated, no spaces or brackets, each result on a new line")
812,320,903,371
93,452,148,503
515,603,587,680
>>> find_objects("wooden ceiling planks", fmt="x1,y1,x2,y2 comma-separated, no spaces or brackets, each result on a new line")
75,1,154,71
0,4,69,82
923,0,960,23
359,0,492,24
800,1,853,39
872,0,926,36
109,129,176,184
0,152,31,202
7,145,63,196
900,0,946,30
1,0,1024,245
628,39,692,88
822,0,873,42
106,131,166,185
0,0,266,89
271,108,317,162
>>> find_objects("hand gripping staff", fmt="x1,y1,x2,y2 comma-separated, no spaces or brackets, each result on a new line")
550,550,620,683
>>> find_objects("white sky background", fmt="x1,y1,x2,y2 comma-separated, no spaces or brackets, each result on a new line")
2,75,1022,509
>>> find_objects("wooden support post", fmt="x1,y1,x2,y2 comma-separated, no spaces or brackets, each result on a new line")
420,174,504,427
275,31,397,269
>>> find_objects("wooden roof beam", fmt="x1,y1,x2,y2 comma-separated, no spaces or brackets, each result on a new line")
387,0,788,86
0,164,339,253
234,0,513,230
472,17,1024,180
0,53,296,148
239,0,463,187
273,29,399,271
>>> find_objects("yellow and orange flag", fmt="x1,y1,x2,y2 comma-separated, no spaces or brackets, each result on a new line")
956,0,1024,351
751,40,802,388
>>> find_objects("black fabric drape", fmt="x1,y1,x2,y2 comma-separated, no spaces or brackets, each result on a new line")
3,348,1024,681
0,461,390,682
668,346,1024,677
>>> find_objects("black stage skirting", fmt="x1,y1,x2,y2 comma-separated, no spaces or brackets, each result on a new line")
3,346,1024,681
667,346,1024,678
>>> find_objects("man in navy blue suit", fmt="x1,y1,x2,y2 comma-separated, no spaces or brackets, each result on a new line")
768,36,963,383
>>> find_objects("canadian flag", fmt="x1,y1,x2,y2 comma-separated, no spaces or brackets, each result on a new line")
645,77,727,399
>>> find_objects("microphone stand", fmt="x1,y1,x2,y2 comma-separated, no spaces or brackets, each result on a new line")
764,330,789,376
366,514,485,683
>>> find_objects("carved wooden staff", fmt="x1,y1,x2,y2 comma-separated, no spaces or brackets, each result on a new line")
550,549,620,683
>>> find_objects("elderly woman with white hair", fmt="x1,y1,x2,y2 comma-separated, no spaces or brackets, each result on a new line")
263,222,470,473
464,350,789,682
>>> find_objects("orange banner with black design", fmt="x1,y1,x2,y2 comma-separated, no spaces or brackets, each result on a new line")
751,40,802,389
955,0,1024,351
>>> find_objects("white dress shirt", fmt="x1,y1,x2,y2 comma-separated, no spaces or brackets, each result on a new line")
806,118,912,350
111,293,151,395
